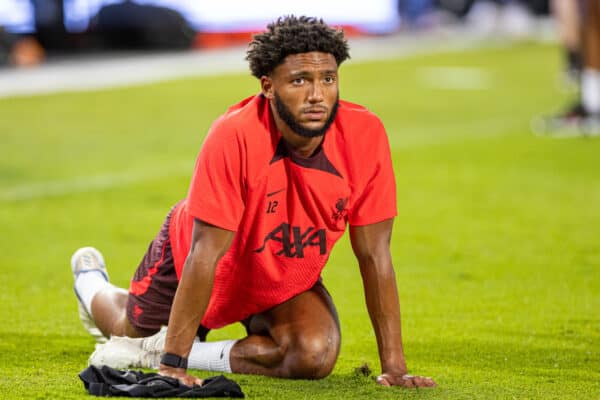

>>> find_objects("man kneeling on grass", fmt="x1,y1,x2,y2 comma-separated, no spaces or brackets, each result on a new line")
71,15,436,389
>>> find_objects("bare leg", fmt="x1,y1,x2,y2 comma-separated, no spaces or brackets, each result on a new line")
90,281,340,375
581,0,600,115
583,0,600,70
87,210,176,340
552,0,581,53
91,287,147,338
229,283,341,379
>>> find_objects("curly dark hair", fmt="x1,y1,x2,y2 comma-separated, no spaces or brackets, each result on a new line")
246,15,350,78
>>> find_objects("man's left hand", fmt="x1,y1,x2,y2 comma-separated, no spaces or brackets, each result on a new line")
376,373,436,388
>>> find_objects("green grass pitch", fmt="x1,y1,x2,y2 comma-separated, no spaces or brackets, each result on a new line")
0,42,598,399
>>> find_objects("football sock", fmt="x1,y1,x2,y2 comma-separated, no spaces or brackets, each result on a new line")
582,69,600,114
75,271,112,317
188,339,237,373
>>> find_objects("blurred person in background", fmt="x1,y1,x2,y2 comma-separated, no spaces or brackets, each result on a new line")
463,0,540,38
1,0,196,65
90,1,195,50
0,0,44,67
579,0,600,123
535,0,600,135
433,0,553,39
0,26,44,67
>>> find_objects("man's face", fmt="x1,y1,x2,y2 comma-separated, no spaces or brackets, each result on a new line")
265,52,339,138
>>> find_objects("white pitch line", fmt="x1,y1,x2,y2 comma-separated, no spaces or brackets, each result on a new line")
0,162,192,202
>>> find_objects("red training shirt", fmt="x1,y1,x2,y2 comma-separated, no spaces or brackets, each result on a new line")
169,94,396,329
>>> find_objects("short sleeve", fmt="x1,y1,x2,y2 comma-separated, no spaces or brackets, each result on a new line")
347,117,397,226
186,121,245,232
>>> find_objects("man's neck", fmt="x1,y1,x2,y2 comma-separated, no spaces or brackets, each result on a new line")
269,103,323,158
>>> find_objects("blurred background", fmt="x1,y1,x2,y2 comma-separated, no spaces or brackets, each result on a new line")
0,0,552,69
1,0,570,103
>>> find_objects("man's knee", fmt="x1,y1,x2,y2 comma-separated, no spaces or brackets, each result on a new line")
283,329,340,379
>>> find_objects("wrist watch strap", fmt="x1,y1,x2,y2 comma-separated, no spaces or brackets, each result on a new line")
160,352,188,369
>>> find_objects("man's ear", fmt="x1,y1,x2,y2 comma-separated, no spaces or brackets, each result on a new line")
261,76,274,99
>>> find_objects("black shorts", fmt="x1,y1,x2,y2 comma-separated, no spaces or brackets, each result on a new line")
126,206,179,335
126,205,211,339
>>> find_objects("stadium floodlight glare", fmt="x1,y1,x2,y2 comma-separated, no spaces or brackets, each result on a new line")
62,0,400,34
0,0,35,33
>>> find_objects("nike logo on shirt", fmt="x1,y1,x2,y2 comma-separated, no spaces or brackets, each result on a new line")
267,189,285,197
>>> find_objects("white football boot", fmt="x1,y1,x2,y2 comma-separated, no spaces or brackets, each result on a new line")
88,327,167,369
140,326,167,368
71,247,109,343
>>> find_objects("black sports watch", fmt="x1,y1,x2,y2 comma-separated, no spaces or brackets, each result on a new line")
160,352,188,369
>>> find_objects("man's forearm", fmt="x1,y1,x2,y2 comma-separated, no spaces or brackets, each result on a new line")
360,257,407,373
351,222,435,388
163,253,216,358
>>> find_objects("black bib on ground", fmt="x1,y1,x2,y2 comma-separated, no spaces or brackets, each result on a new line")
79,365,244,398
